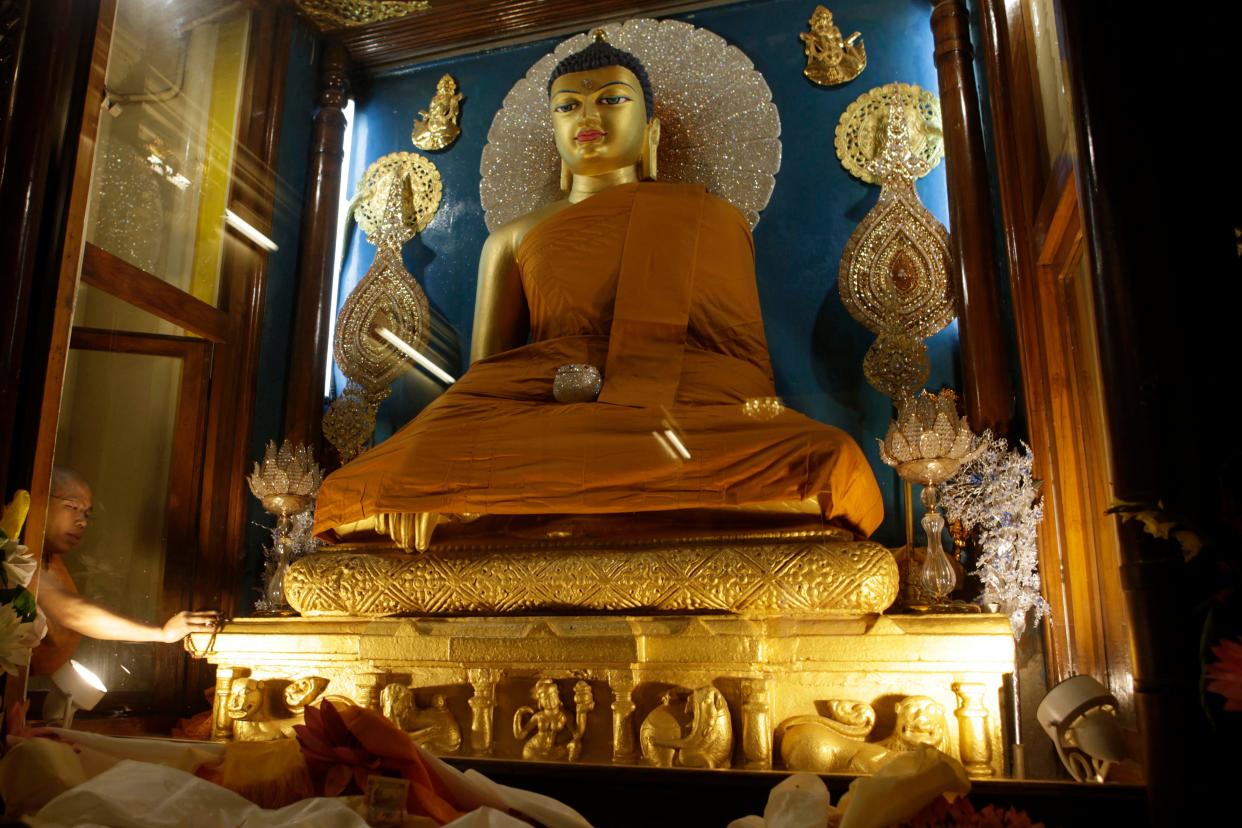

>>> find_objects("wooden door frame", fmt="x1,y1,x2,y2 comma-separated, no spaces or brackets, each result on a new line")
7,0,296,717
63,328,213,713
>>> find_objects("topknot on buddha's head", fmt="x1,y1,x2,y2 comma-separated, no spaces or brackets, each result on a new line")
547,29,655,120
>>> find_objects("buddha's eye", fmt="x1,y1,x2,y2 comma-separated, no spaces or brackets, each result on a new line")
553,101,579,113
598,95,630,106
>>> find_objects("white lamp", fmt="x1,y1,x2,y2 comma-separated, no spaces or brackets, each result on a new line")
1036,674,1127,782
44,659,107,728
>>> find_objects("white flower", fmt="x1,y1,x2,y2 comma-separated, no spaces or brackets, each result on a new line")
2,540,36,589
0,604,46,676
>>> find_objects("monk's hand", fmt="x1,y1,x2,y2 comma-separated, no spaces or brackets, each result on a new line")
162,610,222,643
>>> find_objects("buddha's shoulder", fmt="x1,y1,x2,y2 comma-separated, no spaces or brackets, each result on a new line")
482,200,573,257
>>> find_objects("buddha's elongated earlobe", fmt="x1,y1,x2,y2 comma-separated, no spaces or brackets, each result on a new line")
641,117,661,181
560,159,572,192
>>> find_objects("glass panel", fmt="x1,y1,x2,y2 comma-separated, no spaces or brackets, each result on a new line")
50,346,183,696
84,0,250,307
72,283,190,337
1024,0,1074,166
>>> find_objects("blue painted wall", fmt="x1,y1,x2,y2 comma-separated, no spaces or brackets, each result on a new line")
334,0,960,545
240,21,320,610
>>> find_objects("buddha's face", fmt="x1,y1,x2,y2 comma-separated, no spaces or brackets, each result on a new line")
550,64,648,178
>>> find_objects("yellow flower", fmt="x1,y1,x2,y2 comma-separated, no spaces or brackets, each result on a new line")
0,490,30,543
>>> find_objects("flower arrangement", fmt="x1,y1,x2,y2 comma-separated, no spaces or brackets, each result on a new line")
1,491,47,675
899,795,1045,827
939,437,1050,639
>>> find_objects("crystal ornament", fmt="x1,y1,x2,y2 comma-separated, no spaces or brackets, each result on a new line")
481,18,782,231
939,437,1050,639
837,85,953,399
248,440,324,613
553,364,602,403
323,381,381,463
919,485,956,602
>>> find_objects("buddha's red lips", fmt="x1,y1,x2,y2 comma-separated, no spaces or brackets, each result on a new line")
576,129,605,142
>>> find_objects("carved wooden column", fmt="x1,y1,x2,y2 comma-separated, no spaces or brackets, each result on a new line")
930,0,1012,434
283,39,349,450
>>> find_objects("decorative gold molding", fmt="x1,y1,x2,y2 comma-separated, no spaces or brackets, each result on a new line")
285,539,899,617
187,613,1013,775
295,0,430,31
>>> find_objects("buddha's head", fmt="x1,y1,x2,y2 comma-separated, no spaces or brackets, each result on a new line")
547,30,659,184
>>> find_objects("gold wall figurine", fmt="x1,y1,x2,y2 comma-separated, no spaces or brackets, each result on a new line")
379,683,463,754
513,678,593,762
800,6,866,87
639,686,734,769
412,74,464,152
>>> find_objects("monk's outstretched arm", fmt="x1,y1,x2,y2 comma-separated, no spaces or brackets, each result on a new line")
470,230,529,363
39,580,219,644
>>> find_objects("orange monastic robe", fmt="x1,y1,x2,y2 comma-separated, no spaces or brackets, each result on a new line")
314,183,883,540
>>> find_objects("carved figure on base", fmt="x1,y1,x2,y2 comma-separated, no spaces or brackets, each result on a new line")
640,686,733,769
778,696,950,773
379,683,463,754
513,678,592,762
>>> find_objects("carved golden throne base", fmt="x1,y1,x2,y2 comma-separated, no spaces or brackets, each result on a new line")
283,531,900,617
189,611,1013,777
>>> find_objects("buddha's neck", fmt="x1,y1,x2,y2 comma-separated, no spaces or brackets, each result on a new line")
567,166,639,203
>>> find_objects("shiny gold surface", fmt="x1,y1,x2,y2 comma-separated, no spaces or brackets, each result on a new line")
187,613,1012,775
283,536,899,617
838,88,954,400
295,0,429,31
411,74,463,152
327,160,440,461
800,6,866,87
778,695,955,774
639,686,734,769
834,83,943,185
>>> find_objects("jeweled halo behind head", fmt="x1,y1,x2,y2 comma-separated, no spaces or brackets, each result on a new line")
481,18,782,231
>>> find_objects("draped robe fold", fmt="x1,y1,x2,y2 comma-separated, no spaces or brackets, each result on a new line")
313,182,883,541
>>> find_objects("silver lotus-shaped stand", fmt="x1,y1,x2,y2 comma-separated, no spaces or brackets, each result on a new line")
878,390,985,606
247,440,323,615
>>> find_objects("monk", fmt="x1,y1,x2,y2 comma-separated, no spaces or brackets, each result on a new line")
314,33,883,550
31,467,221,675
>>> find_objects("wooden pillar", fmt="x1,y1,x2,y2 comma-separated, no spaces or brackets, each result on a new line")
283,39,350,450
930,0,1012,434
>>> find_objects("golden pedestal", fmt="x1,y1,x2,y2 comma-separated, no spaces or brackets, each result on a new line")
187,612,1013,777
284,533,899,617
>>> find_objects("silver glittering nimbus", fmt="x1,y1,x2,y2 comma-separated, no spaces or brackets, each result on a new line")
480,18,782,231
837,85,953,400
326,170,434,461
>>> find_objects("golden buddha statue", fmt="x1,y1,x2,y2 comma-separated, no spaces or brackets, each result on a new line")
313,31,883,552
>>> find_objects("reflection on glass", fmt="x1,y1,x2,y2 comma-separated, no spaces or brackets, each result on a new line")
52,347,182,694
73,283,189,337
1024,0,1073,165
84,0,251,306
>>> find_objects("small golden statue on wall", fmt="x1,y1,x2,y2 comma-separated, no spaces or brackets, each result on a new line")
800,6,866,87
513,678,594,762
411,74,463,151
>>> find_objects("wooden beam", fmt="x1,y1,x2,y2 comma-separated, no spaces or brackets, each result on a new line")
930,0,1013,434
315,0,736,72
81,243,230,342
